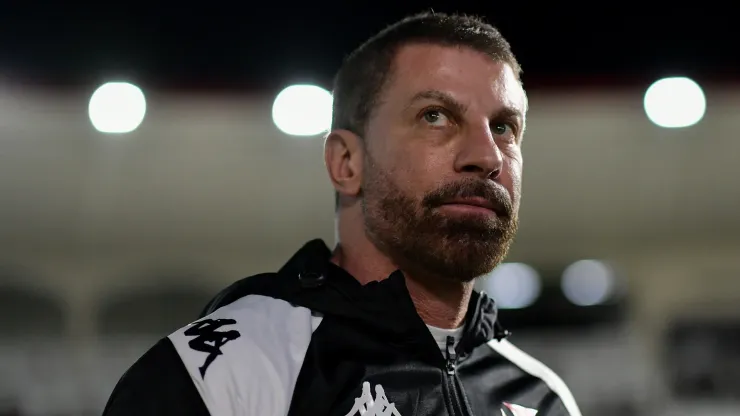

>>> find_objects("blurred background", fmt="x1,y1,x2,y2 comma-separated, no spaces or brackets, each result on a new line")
0,3,738,416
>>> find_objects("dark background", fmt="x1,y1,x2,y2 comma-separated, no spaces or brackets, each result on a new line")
1,3,737,93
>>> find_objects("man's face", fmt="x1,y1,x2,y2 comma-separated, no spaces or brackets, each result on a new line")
361,43,527,282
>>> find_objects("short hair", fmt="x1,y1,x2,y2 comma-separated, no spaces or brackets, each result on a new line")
331,12,522,210
331,12,522,136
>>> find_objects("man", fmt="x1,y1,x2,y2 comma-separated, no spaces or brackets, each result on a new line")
103,12,581,416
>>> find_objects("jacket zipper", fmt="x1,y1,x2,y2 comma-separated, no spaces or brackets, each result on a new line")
445,336,469,416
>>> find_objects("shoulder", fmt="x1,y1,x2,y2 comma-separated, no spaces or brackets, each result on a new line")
168,294,320,416
486,339,582,416
103,338,210,416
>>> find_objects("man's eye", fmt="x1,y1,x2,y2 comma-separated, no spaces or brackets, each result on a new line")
422,110,450,127
492,123,511,135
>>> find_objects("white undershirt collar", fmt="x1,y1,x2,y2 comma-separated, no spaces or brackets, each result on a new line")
426,323,464,351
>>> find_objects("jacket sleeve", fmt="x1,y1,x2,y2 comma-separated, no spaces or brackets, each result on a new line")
102,338,211,416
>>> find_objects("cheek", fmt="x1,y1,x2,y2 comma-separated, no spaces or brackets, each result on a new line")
367,155,420,200
503,155,523,202
393,167,426,199
409,158,450,199
388,147,431,185
509,153,523,180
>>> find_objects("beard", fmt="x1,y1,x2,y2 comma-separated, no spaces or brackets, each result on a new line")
361,154,519,283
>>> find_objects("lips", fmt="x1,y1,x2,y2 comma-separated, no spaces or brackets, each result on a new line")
440,197,500,214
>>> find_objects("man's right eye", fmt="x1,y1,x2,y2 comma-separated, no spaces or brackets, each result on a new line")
422,109,450,127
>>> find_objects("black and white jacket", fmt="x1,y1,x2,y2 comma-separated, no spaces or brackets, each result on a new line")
103,240,581,416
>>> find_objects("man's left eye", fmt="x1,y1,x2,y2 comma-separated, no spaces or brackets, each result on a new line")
492,123,511,135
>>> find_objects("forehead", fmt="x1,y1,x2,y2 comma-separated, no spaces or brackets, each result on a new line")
384,43,526,113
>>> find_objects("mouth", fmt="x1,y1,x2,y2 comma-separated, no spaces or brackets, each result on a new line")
438,197,500,216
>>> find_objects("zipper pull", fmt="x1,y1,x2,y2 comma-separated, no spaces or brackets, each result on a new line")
445,336,457,375
494,321,511,341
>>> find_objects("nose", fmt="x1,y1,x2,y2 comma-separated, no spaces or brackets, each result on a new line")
453,125,504,180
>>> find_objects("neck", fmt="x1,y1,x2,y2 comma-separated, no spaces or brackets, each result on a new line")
331,209,472,329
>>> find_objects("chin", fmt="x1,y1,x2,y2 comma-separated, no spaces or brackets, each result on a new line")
403,236,510,283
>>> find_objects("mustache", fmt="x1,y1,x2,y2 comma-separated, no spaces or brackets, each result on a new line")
422,179,514,217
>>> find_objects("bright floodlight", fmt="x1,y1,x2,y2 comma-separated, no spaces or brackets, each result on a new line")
561,259,615,306
644,77,706,128
483,263,541,309
272,84,333,136
89,82,146,134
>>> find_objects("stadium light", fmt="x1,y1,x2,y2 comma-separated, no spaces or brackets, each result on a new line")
89,82,146,134
561,259,615,306
482,263,541,309
272,84,332,136
644,77,706,128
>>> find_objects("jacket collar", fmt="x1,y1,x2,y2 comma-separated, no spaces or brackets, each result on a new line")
278,239,509,356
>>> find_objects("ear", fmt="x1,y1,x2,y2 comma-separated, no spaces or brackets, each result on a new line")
324,129,364,201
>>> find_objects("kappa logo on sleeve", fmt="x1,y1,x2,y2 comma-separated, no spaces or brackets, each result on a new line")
345,382,402,416
184,318,241,378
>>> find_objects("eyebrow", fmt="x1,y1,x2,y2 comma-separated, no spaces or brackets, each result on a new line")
407,89,525,124
407,89,469,116
494,106,525,124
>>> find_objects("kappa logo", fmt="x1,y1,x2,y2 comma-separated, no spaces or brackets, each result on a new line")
345,381,402,416
501,402,538,416
184,318,241,378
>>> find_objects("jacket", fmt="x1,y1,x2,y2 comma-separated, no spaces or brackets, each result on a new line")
102,239,581,416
